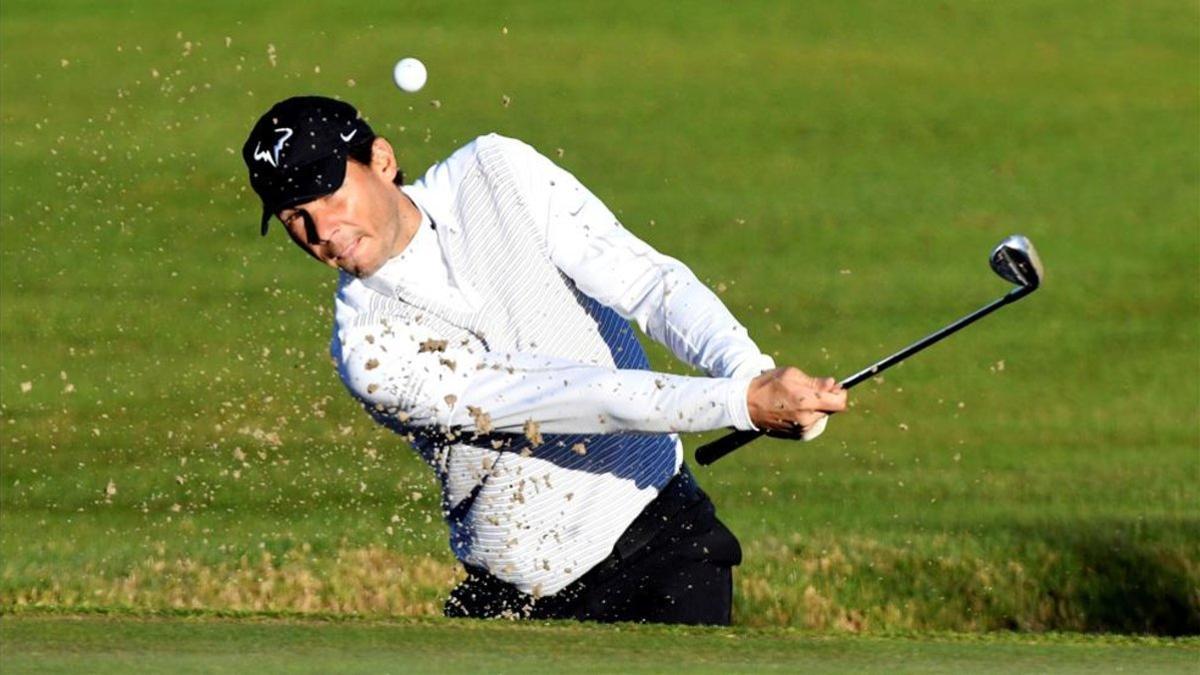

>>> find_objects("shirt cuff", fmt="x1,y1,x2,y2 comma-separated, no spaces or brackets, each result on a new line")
726,352,776,380
726,375,759,431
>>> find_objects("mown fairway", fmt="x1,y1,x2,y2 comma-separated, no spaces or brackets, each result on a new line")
1,0,1197,657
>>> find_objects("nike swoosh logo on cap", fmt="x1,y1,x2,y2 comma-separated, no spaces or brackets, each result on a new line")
340,129,358,143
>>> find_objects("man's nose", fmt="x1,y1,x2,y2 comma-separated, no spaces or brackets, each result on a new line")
303,207,338,245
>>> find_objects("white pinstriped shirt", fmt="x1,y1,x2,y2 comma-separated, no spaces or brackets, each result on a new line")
331,134,773,595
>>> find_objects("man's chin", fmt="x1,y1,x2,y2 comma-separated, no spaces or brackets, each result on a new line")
343,258,382,279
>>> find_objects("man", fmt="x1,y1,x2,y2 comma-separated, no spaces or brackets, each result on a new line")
242,95,847,625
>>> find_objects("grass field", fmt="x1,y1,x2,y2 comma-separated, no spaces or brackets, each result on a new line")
1,0,1198,662
3,613,1197,674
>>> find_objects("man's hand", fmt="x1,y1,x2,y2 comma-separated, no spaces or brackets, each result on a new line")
746,367,847,440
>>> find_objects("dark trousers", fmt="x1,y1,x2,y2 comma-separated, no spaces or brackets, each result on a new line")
445,464,742,625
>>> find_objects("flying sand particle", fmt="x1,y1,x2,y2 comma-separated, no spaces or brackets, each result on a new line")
467,406,494,434
419,339,448,353
523,420,543,447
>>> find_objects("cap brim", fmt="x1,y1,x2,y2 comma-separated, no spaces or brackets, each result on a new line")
256,154,349,236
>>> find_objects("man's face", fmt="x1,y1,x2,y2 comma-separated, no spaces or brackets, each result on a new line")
278,138,404,278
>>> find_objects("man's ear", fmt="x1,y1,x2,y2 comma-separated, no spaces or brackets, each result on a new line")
371,137,398,183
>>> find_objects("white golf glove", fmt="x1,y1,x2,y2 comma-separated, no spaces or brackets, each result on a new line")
802,414,829,441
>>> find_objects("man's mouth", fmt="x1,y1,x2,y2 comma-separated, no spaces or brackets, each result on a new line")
334,237,361,263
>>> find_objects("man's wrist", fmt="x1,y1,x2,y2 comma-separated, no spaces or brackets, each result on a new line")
726,375,760,432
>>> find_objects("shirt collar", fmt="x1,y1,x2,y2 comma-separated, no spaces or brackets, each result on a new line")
361,183,481,300
357,195,429,297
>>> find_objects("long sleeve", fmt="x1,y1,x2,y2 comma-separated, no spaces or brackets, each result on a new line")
499,137,776,381
335,321,760,436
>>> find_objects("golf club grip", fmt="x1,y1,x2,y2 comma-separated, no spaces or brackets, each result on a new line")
695,429,763,465
694,374,856,466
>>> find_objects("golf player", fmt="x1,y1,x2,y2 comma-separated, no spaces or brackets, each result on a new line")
242,96,847,625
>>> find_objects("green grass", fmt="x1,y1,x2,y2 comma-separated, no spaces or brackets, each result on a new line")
2,613,1197,674
2,0,1198,641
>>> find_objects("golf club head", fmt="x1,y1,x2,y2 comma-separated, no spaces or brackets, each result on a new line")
989,235,1044,289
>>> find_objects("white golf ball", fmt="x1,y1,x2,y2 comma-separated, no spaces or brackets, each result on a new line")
392,57,427,93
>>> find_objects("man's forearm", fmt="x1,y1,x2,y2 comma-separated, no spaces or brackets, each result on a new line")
440,356,758,436
632,259,776,379
338,326,761,438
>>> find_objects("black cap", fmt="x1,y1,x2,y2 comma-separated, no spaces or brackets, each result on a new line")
242,96,375,235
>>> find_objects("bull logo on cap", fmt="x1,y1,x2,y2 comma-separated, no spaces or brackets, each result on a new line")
252,127,294,168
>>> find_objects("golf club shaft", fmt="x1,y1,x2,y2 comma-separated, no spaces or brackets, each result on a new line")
694,285,1034,466
839,284,1033,388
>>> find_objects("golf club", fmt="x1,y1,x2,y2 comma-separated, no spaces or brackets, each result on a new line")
695,234,1044,466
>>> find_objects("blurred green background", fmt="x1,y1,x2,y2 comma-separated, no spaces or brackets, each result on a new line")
1,0,1197,633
